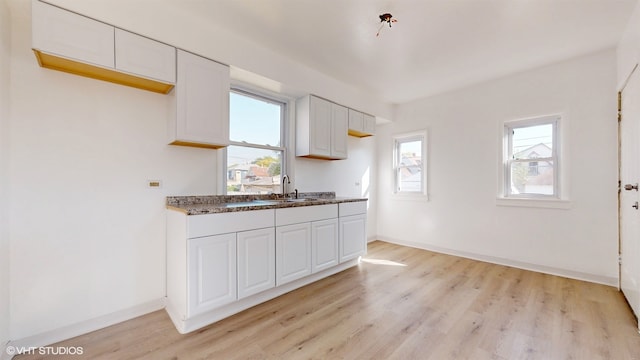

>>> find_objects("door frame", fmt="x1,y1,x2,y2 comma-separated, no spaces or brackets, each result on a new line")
618,63,639,291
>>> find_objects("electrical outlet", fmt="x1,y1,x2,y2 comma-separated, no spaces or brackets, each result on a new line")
147,180,162,188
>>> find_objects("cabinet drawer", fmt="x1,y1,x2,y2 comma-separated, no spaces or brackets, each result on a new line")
276,204,337,226
187,209,274,238
339,201,367,217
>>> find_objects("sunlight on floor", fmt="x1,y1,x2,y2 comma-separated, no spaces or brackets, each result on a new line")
360,258,407,267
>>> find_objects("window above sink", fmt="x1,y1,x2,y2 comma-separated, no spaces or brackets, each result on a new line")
224,89,288,196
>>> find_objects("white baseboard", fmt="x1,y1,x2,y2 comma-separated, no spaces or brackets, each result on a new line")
376,236,618,287
6,298,165,357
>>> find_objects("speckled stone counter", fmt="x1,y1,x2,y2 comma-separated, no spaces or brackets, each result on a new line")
166,192,367,215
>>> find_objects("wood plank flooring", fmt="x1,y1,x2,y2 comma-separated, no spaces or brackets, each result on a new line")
16,241,640,359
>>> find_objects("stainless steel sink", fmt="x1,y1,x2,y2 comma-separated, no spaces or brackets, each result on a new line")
282,198,318,203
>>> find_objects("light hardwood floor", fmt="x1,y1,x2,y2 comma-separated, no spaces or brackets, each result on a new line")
16,241,640,359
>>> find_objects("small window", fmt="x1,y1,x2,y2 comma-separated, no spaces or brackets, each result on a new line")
393,131,427,196
226,90,286,195
504,115,559,198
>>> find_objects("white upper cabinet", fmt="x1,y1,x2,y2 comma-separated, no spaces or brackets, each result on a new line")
32,0,114,69
115,29,176,84
169,50,230,149
348,108,376,137
31,0,175,94
363,113,376,136
331,103,349,159
348,109,364,135
296,95,348,160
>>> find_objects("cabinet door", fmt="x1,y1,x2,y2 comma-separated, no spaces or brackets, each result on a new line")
309,96,332,157
32,0,114,69
173,50,230,148
276,223,312,286
348,109,364,133
363,114,376,136
187,233,236,317
331,103,349,159
115,29,175,83
237,228,275,299
339,214,367,263
312,218,339,273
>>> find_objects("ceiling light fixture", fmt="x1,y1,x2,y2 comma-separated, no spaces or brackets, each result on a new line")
376,13,397,37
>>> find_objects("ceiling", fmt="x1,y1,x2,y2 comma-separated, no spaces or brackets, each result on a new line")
168,0,637,104
10,0,639,104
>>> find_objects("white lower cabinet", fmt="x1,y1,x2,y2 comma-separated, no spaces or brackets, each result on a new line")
339,202,367,263
167,201,366,334
339,214,367,263
187,233,237,317
237,228,275,299
276,223,312,286
312,218,339,273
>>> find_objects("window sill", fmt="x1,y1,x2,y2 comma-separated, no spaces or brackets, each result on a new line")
496,197,571,209
392,192,429,202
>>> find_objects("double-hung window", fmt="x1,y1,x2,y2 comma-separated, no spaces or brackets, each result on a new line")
504,115,559,198
226,89,286,195
393,131,427,196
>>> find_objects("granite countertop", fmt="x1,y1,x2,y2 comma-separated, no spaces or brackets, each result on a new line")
166,192,367,215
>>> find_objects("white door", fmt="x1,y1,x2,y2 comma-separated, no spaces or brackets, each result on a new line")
620,65,640,326
237,228,275,299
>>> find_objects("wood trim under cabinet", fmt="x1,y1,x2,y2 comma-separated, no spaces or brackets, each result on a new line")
33,50,174,94
168,140,227,149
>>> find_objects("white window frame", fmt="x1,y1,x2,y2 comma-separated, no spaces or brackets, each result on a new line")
223,87,288,195
392,130,427,199
500,114,568,207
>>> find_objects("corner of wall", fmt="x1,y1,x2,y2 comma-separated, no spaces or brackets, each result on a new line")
0,0,12,354
617,0,640,87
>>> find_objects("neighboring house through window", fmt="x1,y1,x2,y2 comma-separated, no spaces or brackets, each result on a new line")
504,115,559,198
393,130,427,197
226,89,286,195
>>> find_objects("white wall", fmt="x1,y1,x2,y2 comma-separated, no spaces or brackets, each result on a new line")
618,0,640,87
294,136,378,239
1,0,11,351
8,5,218,340
376,49,619,285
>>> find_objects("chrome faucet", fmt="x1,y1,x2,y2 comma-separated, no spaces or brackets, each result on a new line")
282,174,290,197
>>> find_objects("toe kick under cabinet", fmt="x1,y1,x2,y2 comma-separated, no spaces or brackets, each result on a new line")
165,201,367,334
